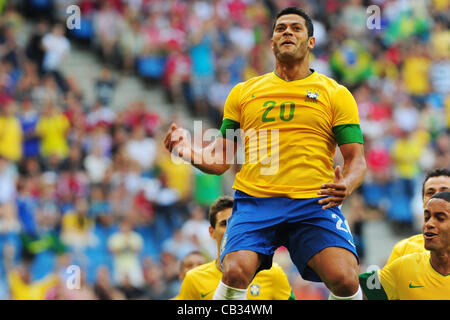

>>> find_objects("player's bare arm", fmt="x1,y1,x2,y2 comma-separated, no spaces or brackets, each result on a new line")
164,123,237,175
318,143,366,209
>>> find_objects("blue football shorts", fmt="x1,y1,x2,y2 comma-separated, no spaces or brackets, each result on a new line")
219,190,359,282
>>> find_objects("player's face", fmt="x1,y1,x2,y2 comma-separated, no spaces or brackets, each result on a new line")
423,199,450,252
423,176,450,207
210,207,233,245
179,254,206,280
271,14,314,63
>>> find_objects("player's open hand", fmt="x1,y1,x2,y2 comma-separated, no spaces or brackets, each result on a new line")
163,123,191,160
317,166,349,210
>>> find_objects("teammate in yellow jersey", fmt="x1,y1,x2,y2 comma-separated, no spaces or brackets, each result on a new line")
175,196,294,300
178,251,208,281
386,168,450,265
360,191,450,300
164,7,366,300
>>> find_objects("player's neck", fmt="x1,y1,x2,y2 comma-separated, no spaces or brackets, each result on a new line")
274,58,312,82
215,256,221,271
430,250,450,276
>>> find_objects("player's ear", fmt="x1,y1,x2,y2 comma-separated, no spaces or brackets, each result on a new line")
308,36,316,50
208,225,214,239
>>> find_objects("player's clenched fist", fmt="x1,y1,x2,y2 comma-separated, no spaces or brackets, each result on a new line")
164,123,192,161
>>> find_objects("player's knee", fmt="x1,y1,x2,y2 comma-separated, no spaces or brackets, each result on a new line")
326,266,359,297
222,260,253,289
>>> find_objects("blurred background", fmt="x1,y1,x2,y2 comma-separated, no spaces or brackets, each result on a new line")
0,0,448,300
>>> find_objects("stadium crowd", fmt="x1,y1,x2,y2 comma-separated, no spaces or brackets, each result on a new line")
0,0,448,300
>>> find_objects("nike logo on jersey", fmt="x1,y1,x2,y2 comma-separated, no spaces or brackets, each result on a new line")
409,283,424,288
201,291,213,298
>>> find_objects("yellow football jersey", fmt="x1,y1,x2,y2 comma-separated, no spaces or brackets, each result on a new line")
386,234,426,265
8,271,59,300
360,251,450,300
220,70,363,199
175,260,294,300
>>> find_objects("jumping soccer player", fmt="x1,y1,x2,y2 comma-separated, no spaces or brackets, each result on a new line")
175,196,294,300
359,191,450,300
385,168,450,265
164,7,366,300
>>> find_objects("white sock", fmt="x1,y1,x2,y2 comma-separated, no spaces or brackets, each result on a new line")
212,280,248,300
328,286,362,300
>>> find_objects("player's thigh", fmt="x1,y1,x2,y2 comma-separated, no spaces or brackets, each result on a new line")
307,246,359,286
286,206,359,283
222,250,263,284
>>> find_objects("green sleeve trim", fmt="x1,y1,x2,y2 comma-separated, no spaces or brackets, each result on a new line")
333,124,364,145
359,271,388,300
288,290,296,300
219,118,240,140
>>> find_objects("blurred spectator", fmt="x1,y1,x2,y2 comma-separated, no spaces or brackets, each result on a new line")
161,228,197,261
96,68,117,106
31,74,60,107
389,129,425,226
60,198,96,261
35,101,70,161
0,156,19,233
89,184,114,227
119,18,145,74
85,101,116,129
107,219,144,288
84,143,112,184
117,274,146,300
25,20,48,74
93,2,123,65
434,132,450,169
160,249,181,299
0,100,22,162
208,69,234,127
93,265,125,300
401,43,431,108
46,253,96,300
18,98,40,159
41,24,70,91
141,257,171,300
124,123,157,172
163,43,193,111
188,22,215,116
7,264,58,300
180,205,216,260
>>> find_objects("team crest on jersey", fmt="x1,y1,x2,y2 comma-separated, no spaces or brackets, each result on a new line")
249,284,260,296
305,89,321,103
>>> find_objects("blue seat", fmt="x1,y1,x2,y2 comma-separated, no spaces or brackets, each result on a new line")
30,250,56,281
137,56,166,79
70,18,94,39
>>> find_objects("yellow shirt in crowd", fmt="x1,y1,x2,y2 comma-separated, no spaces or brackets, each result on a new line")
0,116,22,161
8,271,58,300
36,114,70,158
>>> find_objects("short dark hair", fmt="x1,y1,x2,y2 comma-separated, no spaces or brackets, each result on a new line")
209,195,233,228
272,7,314,37
422,168,450,199
181,251,205,266
429,191,450,202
